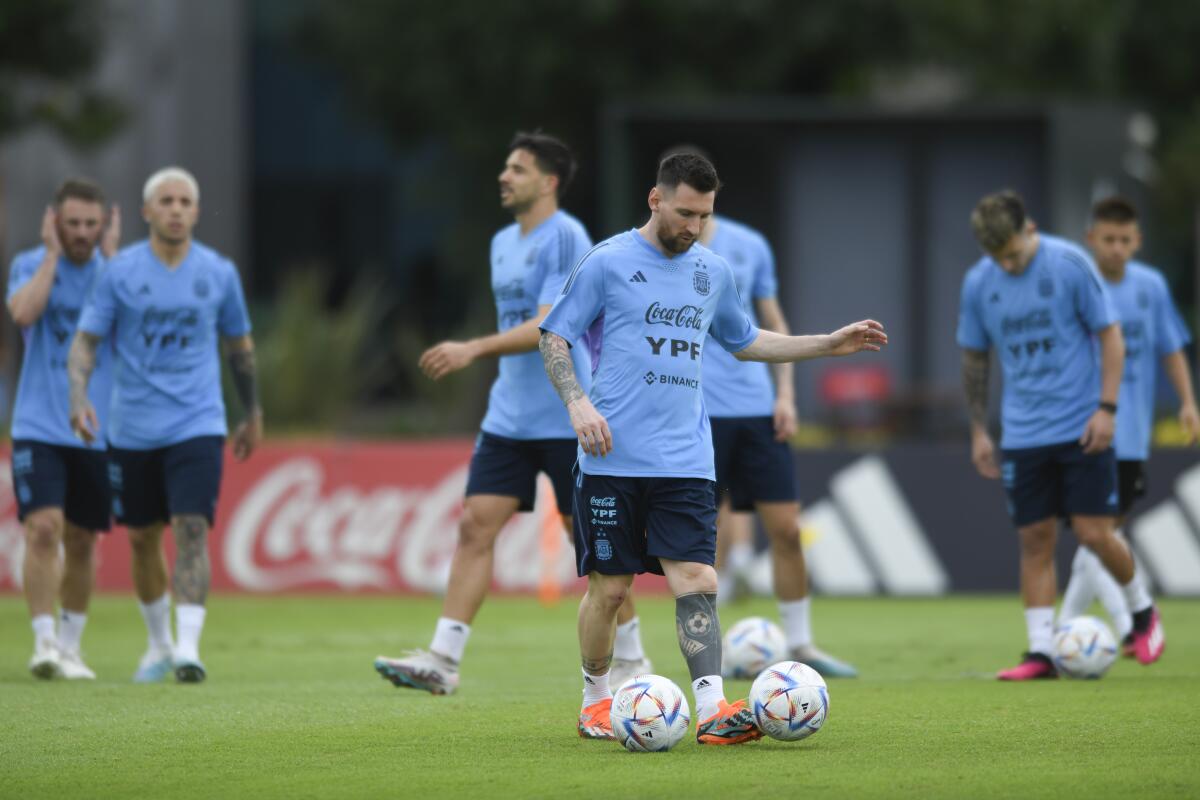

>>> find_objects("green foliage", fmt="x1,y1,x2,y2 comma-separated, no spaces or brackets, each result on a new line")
0,0,126,146
249,269,389,432
0,595,1197,798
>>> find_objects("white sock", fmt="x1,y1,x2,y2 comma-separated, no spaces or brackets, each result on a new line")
778,597,813,650
582,668,611,707
174,604,206,662
58,610,87,653
727,541,754,576
1120,575,1152,617
138,594,174,654
613,617,646,661
32,614,56,646
692,675,724,721
1024,607,1055,657
1085,546,1133,638
430,617,470,665
1058,547,1094,625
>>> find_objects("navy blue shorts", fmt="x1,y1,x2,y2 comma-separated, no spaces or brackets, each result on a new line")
108,436,225,526
710,416,797,510
1001,441,1118,527
10,440,111,531
464,431,576,513
1117,460,1146,518
572,468,718,576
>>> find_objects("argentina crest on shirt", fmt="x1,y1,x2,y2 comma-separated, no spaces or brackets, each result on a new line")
693,270,710,295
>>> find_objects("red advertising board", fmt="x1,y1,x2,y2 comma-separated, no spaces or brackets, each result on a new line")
0,441,651,595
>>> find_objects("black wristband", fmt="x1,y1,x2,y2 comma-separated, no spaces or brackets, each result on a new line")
1098,401,1117,414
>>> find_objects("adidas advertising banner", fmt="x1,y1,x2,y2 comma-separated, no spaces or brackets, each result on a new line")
0,442,1196,595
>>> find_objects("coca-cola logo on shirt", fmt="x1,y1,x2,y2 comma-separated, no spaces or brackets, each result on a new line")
644,302,703,330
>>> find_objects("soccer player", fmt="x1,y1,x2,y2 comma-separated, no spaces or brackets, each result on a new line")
957,190,1165,680
610,207,858,684
8,179,119,679
374,131,593,695
539,152,885,743
68,166,261,684
1058,196,1197,650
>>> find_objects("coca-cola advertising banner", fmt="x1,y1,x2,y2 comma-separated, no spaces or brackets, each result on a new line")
0,441,601,595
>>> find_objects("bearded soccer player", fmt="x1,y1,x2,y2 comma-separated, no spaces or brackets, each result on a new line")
1058,195,1197,651
611,173,857,686
9,178,119,679
69,166,262,683
539,152,885,743
374,131,592,695
957,190,1164,680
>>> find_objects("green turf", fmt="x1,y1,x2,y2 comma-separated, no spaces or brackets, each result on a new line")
0,594,1197,799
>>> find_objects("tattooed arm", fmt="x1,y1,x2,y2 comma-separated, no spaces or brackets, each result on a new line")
67,331,102,443
224,334,263,461
962,348,999,478
540,330,612,457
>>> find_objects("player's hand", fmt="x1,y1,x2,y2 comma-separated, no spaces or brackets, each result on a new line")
41,206,63,256
101,204,121,258
1179,402,1200,446
230,410,263,461
825,319,887,356
418,341,477,380
568,396,612,457
970,429,1000,479
1079,409,1114,454
69,402,100,445
772,396,798,441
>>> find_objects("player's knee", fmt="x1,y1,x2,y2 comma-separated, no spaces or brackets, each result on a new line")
589,577,630,612
128,526,163,554
62,529,95,564
173,515,209,548
24,515,62,554
766,523,802,556
457,509,501,553
1072,524,1110,550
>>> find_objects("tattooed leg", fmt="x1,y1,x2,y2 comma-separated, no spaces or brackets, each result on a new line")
675,592,722,680
171,514,210,605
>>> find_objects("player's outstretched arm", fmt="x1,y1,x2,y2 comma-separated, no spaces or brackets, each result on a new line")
67,331,102,444
8,208,64,328
734,320,887,363
539,330,612,457
962,348,999,479
419,305,552,380
224,334,263,461
1163,349,1200,445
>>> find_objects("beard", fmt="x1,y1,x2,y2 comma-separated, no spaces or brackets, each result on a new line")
655,220,694,254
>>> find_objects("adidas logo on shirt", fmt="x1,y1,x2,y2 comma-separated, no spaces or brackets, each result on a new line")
629,271,647,283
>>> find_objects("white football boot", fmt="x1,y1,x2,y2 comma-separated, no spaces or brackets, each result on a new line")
29,638,63,680
608,656,653,690
58,649,97,680
374,650,460,695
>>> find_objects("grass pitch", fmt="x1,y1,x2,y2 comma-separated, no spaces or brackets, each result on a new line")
1,594,1197,799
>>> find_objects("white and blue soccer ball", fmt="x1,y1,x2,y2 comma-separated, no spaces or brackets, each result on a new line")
610,674,691,752
722,616,787,680
749,660,829,742
1053,615,1119,679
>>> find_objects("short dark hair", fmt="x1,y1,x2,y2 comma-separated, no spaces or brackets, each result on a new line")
54,178,106,208
970,190,1026,252
656,152,720,194
1091,195,1139,225
509,131,577,199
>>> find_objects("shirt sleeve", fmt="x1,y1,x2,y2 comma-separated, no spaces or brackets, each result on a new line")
956,269,990,350
540,245,606,345
1151,273,1190,354
77,263,118,338
6,252,37,305
218,263,253,337
751,235,778,299
709,262,759,353
537,224,591,306
1069,253,1118,332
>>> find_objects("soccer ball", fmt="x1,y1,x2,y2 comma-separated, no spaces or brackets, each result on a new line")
722,616,787,679
610,674,691,752
1053,616,1119,679
749,660,829,742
